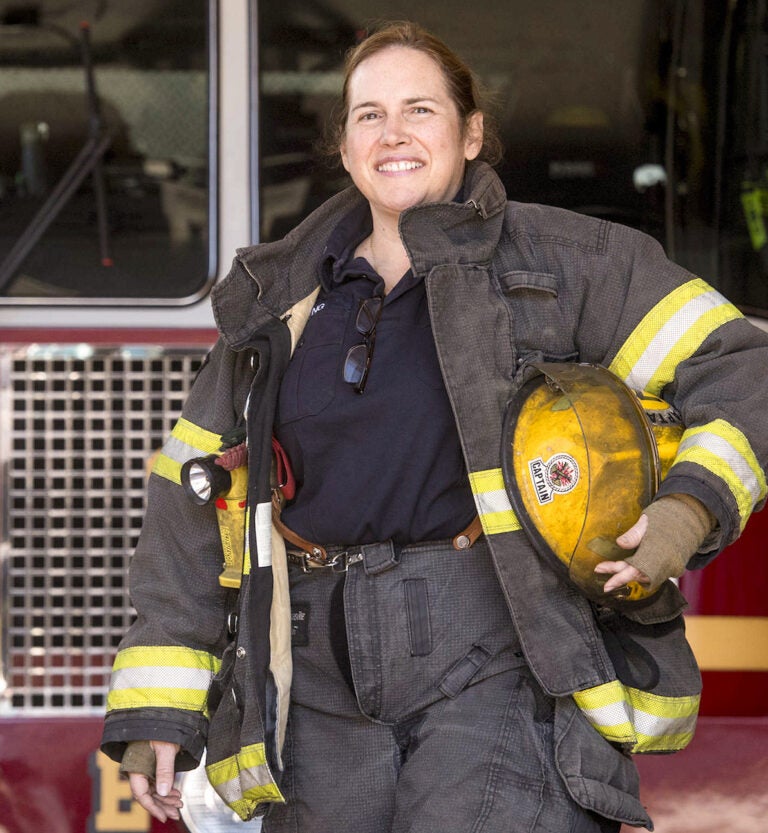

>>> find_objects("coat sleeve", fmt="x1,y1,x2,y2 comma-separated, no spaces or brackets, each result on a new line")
579,221,768,564
101,339,253,769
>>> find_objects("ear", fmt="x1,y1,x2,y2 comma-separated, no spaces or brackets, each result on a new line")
340,137,350,173
463,111,484,161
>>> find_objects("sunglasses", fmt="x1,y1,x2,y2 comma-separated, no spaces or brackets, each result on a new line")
343,295,384,394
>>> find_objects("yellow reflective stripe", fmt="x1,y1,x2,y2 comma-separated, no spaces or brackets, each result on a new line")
112,645,221,671
244,506,252,575
573,680,636,743
152,453,184,485
573,680,699,753
609,279,743,395
675,421,767,529
152,417,222,484
106,646,221,713
632,729,696,753
107,687,211,712
468,468,521,534
206,743,284,821
172,417,223,453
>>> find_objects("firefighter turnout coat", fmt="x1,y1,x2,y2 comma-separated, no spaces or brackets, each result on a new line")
101,161,768,828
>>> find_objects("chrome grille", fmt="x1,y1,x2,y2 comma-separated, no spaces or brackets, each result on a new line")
0,344,206,713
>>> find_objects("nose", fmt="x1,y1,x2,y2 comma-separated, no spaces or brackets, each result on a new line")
379,113,410,146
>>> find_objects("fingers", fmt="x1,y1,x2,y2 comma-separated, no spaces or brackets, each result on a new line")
127,742,183,823
151,741,180,798
616,513,648,549
129,773,183,822
594,559,651,594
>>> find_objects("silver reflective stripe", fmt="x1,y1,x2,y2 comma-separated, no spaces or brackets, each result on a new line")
161,434,208,465
474,487,514,517
631,709,699,738
678,431,764,505
110,666,214,691
623,289,727,391
468,468,521,534
255,501,272,568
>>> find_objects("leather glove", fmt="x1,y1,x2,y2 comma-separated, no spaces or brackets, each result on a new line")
119,740,156,780
606,493,716,593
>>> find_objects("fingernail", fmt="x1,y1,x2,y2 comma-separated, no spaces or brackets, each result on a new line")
157,783,169,797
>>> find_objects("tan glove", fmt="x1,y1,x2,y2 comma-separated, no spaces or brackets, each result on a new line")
119,740,156,780
617,493,716,591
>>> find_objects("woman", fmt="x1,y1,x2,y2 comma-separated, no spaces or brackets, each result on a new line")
102,22,768,833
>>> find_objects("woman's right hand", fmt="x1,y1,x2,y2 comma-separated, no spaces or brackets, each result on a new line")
124,740,183,823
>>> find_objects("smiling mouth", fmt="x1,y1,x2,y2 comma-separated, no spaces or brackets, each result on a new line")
376,160,424,172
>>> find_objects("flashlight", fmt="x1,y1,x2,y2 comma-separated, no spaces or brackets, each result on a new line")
181,454,248,589
181,455,233,505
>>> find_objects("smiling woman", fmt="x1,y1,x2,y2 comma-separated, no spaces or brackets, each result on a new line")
338,43,484,288
102,17,768,833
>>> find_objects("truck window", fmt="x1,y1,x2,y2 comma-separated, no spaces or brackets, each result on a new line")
256,0,768,318
0,0,212,302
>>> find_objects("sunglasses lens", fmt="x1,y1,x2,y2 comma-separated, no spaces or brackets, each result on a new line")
343,343,369,384
356,297,382,334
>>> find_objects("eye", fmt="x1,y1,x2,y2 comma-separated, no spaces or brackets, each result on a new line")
357,111,380,122
404,105,434,121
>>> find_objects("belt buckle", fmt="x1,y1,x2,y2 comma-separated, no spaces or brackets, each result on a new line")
288,548,363,573
329,549,363,573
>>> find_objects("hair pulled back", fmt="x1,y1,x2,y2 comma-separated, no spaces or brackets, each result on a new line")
323,21,502,165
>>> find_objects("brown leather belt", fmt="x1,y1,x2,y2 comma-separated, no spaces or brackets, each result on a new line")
272,490,484,568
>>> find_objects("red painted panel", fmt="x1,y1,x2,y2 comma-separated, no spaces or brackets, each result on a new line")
0,328,217,345
698,671,768,716
680,510,768,717
0,717,187,833
681,510,768,617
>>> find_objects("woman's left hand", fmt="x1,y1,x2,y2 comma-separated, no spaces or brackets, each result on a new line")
594,494,715,596
594,512,652,593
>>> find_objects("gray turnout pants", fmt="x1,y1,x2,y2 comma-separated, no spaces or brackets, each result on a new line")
263,539,621,833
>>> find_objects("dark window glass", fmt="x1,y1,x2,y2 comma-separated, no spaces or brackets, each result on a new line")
0,0,210,301
257,0,767,317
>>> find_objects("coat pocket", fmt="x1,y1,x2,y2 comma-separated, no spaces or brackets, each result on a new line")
497,270,578,363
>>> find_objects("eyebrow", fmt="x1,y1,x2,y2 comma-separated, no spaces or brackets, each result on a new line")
350,96,441,113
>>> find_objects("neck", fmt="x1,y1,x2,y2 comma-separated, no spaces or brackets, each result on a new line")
363,221,410,294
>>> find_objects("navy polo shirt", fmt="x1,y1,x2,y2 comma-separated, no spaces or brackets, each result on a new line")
274,203,476,546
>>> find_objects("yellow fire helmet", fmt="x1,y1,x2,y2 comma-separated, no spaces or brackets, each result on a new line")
501,362,684,608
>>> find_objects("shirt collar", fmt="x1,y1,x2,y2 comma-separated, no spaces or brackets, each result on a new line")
319,201,373,291
318,186,466,293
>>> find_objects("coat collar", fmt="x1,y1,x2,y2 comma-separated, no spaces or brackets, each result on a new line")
212,161,507,348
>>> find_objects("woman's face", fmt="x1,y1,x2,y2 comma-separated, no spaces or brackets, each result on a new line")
340,46,483,225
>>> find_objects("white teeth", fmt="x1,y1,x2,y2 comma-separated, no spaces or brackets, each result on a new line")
376,160,423,172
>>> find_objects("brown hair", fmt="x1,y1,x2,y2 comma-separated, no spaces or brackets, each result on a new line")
322,21,503,165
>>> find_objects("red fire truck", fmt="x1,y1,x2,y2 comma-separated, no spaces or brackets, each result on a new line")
0,2,766,831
